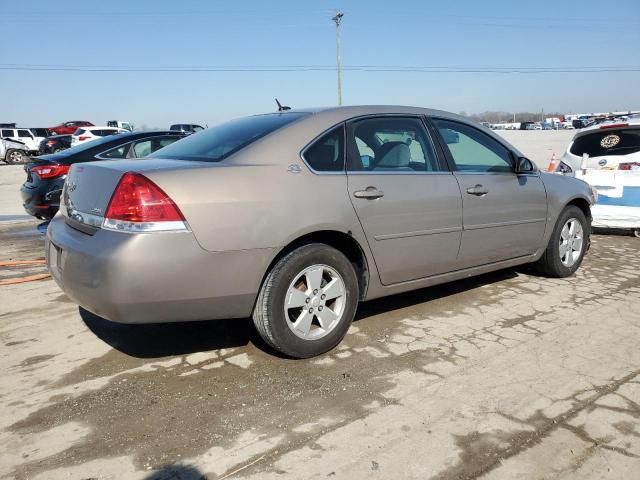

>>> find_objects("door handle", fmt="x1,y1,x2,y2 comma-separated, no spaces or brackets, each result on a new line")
466,184,488,196
354,186,384,199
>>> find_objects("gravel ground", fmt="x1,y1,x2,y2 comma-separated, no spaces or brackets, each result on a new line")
1,131,639,480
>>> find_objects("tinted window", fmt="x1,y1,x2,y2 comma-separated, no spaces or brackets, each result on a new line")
570,128,640,157
347,117,441,172
153,113,308,162
1,130,14,137
133,140,152,157
433,119,512,173
18,130,32,138
193,125,204,132
100,144,129,159
304,126,344,172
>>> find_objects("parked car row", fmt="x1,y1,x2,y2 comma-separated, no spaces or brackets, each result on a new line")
42,105,594,358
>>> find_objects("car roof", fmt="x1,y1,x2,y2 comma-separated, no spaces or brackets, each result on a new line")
573,118,640,137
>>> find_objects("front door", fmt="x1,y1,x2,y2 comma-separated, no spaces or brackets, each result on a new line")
346,116,463,285
431,118,548,268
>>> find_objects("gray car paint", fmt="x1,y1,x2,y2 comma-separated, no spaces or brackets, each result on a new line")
47,106,594,324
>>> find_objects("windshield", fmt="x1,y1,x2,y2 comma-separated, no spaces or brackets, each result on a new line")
570,128,640,157
153,113,308,162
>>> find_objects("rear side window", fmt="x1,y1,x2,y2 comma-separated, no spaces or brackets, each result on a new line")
304,126,344,172
153,113,308,162
347,117,441,172
570,128,640,157
95,129,118,137
2,130,14,137
76,129,86,135
433,119,513,173
100,144,129,159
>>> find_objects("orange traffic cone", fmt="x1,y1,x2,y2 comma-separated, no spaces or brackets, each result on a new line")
547,153,558,172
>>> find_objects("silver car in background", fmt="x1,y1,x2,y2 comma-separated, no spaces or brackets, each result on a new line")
47,106,594,358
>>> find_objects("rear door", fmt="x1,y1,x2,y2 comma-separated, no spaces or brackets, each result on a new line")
431,118,547,268
345,116,462,285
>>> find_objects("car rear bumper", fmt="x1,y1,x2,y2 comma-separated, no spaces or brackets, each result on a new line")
21,184,60,219
46,214,275,324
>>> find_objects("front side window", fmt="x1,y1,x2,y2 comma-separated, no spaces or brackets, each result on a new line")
347,117,441,172
152,113,308,162
303,126,344,172
433,119,512,173
18,130,32,138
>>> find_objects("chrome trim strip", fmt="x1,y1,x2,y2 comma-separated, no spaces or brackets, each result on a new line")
374,226,462,241
348,171,453,176
464,218,547,231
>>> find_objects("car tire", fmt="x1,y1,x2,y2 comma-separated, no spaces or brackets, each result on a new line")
535,205,589,278
5,149,28,165
253,243,359,358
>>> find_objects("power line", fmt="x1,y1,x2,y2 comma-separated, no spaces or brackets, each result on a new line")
0,64,638,74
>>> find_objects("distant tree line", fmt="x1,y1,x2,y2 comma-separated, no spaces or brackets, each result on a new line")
458,111,565,123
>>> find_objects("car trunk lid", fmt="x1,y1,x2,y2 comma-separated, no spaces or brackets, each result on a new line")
61,159,207,232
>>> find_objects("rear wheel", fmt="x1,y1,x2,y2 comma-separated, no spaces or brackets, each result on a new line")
253,243,359,358
535,205,589,277
5,149,28,165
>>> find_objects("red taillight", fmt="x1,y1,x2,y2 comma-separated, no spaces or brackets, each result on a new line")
600,123,628,129
32,164,70,179
105,172,185,223
78,136,90,141
619,162,640,171
46,140,56,146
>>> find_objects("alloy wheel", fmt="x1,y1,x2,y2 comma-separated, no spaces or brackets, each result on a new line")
559,218,584,267
283,264,346,340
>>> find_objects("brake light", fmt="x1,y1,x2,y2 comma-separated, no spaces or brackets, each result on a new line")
103,172,187,232
46,140,56,146
31,164,70,179
78,136,90,141
600,123,628,129
619,162,640,171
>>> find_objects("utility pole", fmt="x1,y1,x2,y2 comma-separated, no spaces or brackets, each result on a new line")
332,10,344,106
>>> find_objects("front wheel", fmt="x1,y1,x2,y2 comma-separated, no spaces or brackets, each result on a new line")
253,243,359,358
5,149,28,164
535,205,589,277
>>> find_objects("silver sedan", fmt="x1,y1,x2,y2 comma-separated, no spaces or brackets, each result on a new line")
46,106,594,358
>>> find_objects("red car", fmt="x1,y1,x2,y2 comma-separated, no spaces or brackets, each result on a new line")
48,121,94,136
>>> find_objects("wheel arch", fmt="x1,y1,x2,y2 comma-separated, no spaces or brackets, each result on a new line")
566,196,593,224
261,230,370,301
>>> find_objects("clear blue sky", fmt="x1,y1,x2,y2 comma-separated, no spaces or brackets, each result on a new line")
1,0,639,128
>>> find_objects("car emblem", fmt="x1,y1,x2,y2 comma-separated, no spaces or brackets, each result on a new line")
600,134,620,149
67,182,77,192
287,164,302,174
90,207,102,214
598,158,607,167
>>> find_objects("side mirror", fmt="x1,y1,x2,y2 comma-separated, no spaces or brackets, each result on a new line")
516,156,536,173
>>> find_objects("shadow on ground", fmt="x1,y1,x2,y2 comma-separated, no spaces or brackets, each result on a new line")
81,268,519,358
143,465,207,480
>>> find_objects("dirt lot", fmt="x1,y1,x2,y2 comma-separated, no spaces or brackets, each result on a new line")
1,131,639,479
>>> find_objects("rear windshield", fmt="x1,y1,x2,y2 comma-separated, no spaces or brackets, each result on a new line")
570,128,640,157
154,113,308,162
